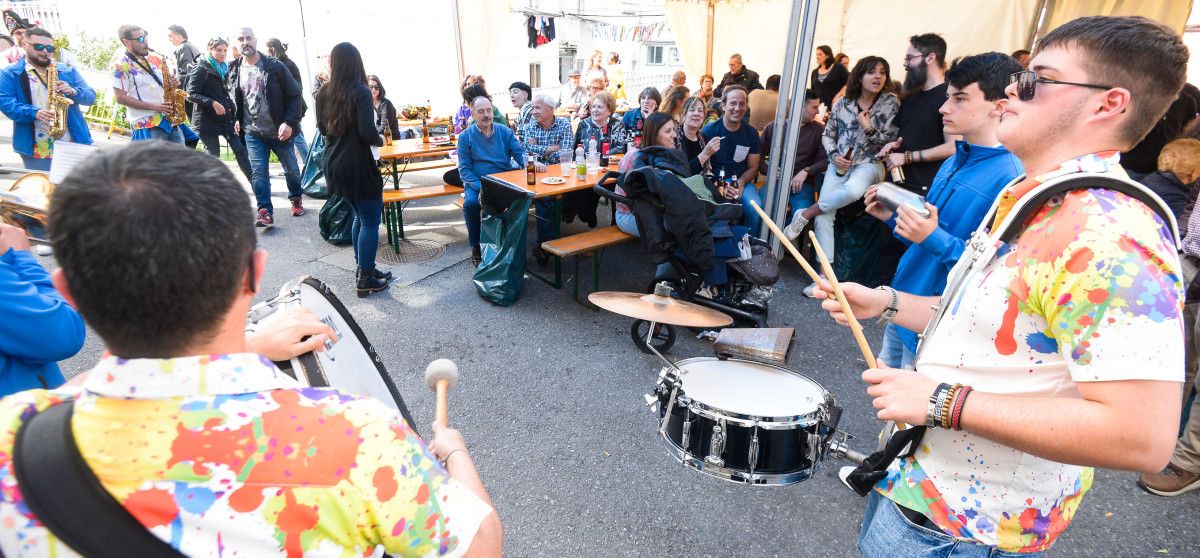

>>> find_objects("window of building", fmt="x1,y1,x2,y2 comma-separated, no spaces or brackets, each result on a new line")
646,45,664,65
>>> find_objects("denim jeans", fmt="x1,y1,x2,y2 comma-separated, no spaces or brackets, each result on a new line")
292,129,310,167
349,195,383,273
180,123,200,144
20,156,51,171
131,124,185,143
244,133,303,213
614,210,640,237
859,491,1045,558
741,181,817,235
814,162,884,262
879,323,916,369
533,199,557,244
198,128,253,181
462,186,481,249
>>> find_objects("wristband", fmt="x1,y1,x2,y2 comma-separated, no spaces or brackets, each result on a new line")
927,383,951,428
950,385,973,431
441,448,467,466
904,151,912,165
941,384,961,430
875,286,899,324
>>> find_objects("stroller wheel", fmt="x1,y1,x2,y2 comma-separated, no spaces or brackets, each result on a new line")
631,320,676,354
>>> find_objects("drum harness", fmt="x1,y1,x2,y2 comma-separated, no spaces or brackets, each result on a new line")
841,173,1180,500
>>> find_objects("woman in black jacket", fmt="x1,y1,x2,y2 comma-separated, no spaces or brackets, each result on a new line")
368,75,400,141
316,42,392,297
810,45,848,111
186,38,252,180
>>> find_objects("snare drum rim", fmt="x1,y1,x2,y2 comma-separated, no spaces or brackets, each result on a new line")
658,357,833,427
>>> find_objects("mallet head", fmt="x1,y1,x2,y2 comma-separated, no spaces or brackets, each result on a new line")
424,359,459,390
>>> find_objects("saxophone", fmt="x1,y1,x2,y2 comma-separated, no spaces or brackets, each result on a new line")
150,50,187,126
44,65,73,140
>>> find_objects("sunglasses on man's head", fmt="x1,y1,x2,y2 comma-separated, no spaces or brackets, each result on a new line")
1008,70,1113,102
31,44,54,53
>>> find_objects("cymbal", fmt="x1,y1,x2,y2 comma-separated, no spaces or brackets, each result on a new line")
588,291,734,328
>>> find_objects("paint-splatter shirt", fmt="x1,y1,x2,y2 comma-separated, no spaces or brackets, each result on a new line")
25,68,66,159
877,152,1184,553
110,52,167,130
0,353,493,557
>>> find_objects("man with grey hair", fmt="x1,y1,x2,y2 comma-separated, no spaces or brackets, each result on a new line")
456,95,526,266
714,53,762,97
520,93,573,264
670,70,686,89
227,26,306,226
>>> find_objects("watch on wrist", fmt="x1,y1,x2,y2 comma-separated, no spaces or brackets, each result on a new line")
875,286,899,324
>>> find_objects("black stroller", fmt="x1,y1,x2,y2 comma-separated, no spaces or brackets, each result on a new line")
594,169,776,354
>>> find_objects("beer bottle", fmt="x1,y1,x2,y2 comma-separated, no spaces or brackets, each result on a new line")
527,154,537,185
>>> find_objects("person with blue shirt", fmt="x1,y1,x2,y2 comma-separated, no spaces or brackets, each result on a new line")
456,95,525,267
865,52,1024,369
0,223,85,396
701,85,761,230
0,27,94,171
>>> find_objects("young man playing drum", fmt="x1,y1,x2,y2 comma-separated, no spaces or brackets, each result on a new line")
0,142,503,557
816,16,1187,556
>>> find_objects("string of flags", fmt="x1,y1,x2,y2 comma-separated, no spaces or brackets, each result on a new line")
587,21,670,43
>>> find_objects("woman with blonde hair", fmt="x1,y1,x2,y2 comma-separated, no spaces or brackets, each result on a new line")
585,50,607,87
1141,137,1200,222
661,86,690,121
568,91,628,226
606,51,626,102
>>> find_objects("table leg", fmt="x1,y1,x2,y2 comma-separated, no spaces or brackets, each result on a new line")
391,159,399,191
398,201,407,240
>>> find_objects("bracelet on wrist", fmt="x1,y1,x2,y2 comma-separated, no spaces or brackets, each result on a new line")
941,384,961,430
441,448,467,466
927,382,951,428
950,385,973,431
875,286,899,324
904,151,912,165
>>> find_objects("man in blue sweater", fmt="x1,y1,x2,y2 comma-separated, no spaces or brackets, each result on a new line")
0,27,95,171
865,52,1023,368
0,223,85,395
456,95,526,267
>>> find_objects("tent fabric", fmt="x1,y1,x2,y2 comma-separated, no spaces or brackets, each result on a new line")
1043,0,1194,35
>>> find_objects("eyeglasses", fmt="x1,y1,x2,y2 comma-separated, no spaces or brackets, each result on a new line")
124,34,147,43
1009,70,1113,102
31,44,55,53
903,54,924,63
370,85,380,90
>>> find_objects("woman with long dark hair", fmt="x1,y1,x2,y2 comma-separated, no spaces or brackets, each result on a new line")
810,45,849,110
316,42,392,297
186,38,252,180
369,74,400,141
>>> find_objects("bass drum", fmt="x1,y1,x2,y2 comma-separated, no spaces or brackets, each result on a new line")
650,357,840,486
247,276,419,435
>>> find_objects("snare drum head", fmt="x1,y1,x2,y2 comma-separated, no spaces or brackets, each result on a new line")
674,358,825,419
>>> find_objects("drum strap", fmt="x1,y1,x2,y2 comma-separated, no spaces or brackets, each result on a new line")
843,425,927,497
12,401,187,557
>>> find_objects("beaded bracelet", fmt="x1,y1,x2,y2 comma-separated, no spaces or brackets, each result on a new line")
941,384,962,430
904,151,912,165
950,385,973,431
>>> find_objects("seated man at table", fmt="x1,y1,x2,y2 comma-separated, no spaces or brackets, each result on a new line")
520,93,574,266
457,95,526,267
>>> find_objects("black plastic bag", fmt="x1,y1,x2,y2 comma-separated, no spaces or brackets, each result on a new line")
319,194,354,246
473,177,535,306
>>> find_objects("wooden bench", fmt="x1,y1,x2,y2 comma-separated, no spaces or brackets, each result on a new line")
541,226,636,304
381,185,464,253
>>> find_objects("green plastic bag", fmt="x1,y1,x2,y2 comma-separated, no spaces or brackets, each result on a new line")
319,194,354,246
302,134,328,199
473,179,534,306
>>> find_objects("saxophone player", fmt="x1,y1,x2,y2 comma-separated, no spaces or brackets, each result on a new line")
0,27,95,171
110,24,184,143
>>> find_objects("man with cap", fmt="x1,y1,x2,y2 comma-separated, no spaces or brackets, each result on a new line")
1,9,31,66
559,69,586,111
509,81,533,138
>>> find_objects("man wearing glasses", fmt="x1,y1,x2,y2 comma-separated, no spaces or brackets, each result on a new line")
110,24,184,144
0,27,95,171
814,16,1189,557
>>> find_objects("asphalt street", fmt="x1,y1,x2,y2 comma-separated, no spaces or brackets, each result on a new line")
9,134,1198,557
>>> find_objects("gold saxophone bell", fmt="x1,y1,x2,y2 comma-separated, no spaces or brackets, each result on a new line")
0,172,53,246
45,65,73,140
150,49,188,126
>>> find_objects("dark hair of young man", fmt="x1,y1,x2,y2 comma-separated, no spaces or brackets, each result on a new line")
804,88,818,102
117,24,142,41
25,27,50,41
845,55,892,101
509,81,531,98
909,33,947,68
641,111,676,149
945,51,1023,101
368,74,386,99
461,83,489,104
168,24,187,40
816,45,835,69
766,74,781,91
721,84,748,103
1037,15,1188,147
316,42,368,138
48,142,255,358
1011,49,1031,59
639,86,662,106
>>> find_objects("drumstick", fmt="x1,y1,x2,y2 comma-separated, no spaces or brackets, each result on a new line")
806,230,908,431
424,359,459,427
746,201,823,284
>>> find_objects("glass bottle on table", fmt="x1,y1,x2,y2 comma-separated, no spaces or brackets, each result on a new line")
527,154,537,186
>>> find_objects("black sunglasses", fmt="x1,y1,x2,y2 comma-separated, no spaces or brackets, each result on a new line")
1009,70,1113,102
31,44,54,53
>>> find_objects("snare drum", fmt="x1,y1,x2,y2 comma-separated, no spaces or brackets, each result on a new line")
650,358,839,485
247,276,419,434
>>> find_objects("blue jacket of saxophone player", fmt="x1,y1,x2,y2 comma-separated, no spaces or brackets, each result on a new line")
0,246,85,396
0,58,96,158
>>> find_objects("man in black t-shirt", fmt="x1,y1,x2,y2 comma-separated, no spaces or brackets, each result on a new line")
879,33,957,194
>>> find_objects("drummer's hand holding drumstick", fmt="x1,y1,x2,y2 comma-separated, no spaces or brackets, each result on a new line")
245,308,338,361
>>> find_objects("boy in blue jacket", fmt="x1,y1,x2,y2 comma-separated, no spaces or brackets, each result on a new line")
0,223,85,395
0,27,95,171
865,52,1024,368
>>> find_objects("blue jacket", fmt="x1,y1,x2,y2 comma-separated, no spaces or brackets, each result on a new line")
456,123,525,192
0,248,85,396
0,59,96,157
888,141,1023,352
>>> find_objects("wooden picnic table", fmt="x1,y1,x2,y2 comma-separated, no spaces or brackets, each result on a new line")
378,137,457,189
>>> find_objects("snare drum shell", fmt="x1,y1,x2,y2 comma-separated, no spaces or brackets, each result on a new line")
661,405,819,476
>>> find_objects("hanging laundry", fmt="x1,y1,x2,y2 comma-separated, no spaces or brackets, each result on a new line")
526,15,538,48
542,17,556,43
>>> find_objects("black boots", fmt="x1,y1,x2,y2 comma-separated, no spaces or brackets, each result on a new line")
356,267,391,297
470,247,482,267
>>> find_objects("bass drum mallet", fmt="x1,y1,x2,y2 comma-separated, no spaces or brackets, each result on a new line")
424,359,459,427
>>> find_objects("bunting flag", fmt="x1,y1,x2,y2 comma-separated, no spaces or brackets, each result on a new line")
587,21,669,44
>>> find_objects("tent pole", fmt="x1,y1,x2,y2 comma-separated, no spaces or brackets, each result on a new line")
762,0,820,248
1026,0,1054,49
297,0,313,133
705,0,716,76
452,0,465,83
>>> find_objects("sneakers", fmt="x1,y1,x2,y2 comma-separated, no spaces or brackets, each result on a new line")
802,275,825,298
32,244,52,257
356,268,391,298
838,465,856,491
1138,463,1200,496
255,208,274,227
783,209,809,243
291,197,305,217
